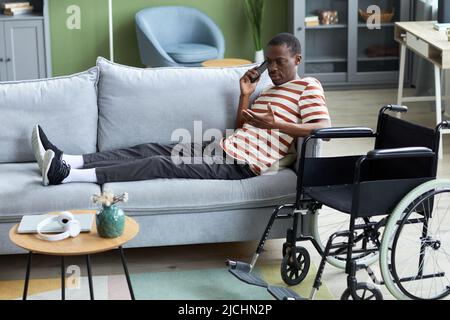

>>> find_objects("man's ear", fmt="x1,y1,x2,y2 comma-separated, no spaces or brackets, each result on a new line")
295,54,302,66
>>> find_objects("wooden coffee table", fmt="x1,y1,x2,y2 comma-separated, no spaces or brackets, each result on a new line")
202,58,252,68
9,210,139,300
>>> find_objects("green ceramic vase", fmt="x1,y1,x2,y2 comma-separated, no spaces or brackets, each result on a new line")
96,204,125,238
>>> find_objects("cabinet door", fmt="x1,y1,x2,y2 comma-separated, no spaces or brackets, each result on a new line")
0,22,6,81
4,20,46,81
348,0,411,84
292,0,349,85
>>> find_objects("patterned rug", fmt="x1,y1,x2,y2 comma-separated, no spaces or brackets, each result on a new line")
0,262,334,300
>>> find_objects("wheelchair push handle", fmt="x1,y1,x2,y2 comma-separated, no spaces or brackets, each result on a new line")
437,121,449,132
381,105,408,114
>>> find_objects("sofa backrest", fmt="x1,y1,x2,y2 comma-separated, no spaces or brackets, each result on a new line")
0,68,99,163
96,57,272,151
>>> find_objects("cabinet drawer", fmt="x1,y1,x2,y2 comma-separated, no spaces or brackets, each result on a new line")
406,32,429,57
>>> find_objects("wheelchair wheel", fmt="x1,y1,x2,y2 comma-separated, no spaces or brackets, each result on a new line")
340,283,383,300
311,207,380,269
280,246,310,286
380,180,450,300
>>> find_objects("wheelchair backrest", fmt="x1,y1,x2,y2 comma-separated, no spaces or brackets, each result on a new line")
365,114,438,181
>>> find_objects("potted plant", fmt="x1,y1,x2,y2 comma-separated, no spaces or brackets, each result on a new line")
244,0,265,63
92,191,128,238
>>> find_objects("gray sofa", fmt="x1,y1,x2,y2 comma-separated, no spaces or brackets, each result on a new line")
0,58,319,255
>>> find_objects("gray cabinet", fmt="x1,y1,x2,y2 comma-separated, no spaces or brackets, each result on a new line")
2,20,46,80
290,0,413,87
0,22,6,81
0,0,51,81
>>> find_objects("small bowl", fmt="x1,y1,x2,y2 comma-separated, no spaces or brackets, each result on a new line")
359,8,395,23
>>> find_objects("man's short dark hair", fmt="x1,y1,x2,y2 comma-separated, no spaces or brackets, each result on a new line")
267,33,301,56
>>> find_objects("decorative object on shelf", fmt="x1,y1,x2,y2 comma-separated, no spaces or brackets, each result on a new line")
359,8,394,23
305,15,319,27
319,10,338,25
365,45,399,58
92,191,128,238
1,1,30,9
2,2,33,16
244,0,265,63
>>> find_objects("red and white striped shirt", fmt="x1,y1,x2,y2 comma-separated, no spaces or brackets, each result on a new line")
221,77,330,175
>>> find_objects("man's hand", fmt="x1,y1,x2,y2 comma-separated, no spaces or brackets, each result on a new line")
242,103,277,130
240,68,260,96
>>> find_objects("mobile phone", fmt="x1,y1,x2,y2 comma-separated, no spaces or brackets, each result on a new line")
250,60,268,83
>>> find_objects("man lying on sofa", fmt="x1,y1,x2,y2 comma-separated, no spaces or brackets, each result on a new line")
32,33,331,186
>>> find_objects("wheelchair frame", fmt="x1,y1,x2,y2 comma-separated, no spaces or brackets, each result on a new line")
227,105,450,300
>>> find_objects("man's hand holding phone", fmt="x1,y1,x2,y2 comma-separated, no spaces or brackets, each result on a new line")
240,69,259,96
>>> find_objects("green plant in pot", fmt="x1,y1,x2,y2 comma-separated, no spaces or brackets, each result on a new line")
244,0,265,63
92,191,128,238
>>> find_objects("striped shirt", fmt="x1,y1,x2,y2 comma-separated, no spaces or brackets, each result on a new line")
221,77,330,175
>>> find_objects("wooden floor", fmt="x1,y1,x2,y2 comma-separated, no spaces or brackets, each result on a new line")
1,88,449,300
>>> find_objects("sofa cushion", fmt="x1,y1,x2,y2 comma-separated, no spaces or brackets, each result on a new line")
96,57,273,152
101,168,297,215
165,43,218,63
0,68,99,163
0,163,101,221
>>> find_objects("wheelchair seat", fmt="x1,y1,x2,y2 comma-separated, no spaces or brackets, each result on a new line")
299,112,438,217
303,176,433,217
304,184,353,214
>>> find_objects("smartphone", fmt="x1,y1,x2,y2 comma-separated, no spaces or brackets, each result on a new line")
250,60,268,83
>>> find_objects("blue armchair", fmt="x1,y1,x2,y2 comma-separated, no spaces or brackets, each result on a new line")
135,6,225,67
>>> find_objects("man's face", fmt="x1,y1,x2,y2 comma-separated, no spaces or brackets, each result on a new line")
265,44,301,86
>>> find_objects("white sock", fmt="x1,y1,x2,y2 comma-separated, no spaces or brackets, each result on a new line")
62,168,97,184
62,154,84,169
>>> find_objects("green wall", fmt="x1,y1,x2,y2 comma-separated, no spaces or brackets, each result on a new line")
49,0,288,76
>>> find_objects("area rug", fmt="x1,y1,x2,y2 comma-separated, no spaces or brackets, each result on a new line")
0,262,334,300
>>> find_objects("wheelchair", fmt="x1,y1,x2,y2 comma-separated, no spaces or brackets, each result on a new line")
227,105,450,300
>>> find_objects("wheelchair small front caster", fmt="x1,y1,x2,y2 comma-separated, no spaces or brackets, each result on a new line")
340,283,383,300
280,246,310,286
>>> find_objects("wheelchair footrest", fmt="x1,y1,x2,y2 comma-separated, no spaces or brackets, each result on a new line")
267,286,306,300
227,261,268,288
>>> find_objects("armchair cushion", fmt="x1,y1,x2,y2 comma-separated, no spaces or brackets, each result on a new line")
135,6,225,67
165,43,218,64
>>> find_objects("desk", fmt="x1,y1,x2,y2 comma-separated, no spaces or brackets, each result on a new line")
395,21,450,158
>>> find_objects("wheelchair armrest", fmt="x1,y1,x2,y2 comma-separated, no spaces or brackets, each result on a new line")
352,147,435,185
310,127,375,139
366,147,434,160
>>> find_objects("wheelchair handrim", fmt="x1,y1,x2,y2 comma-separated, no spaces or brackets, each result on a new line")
380,179,450,300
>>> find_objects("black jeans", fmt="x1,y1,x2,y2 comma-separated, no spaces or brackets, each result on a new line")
82,141,256,184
